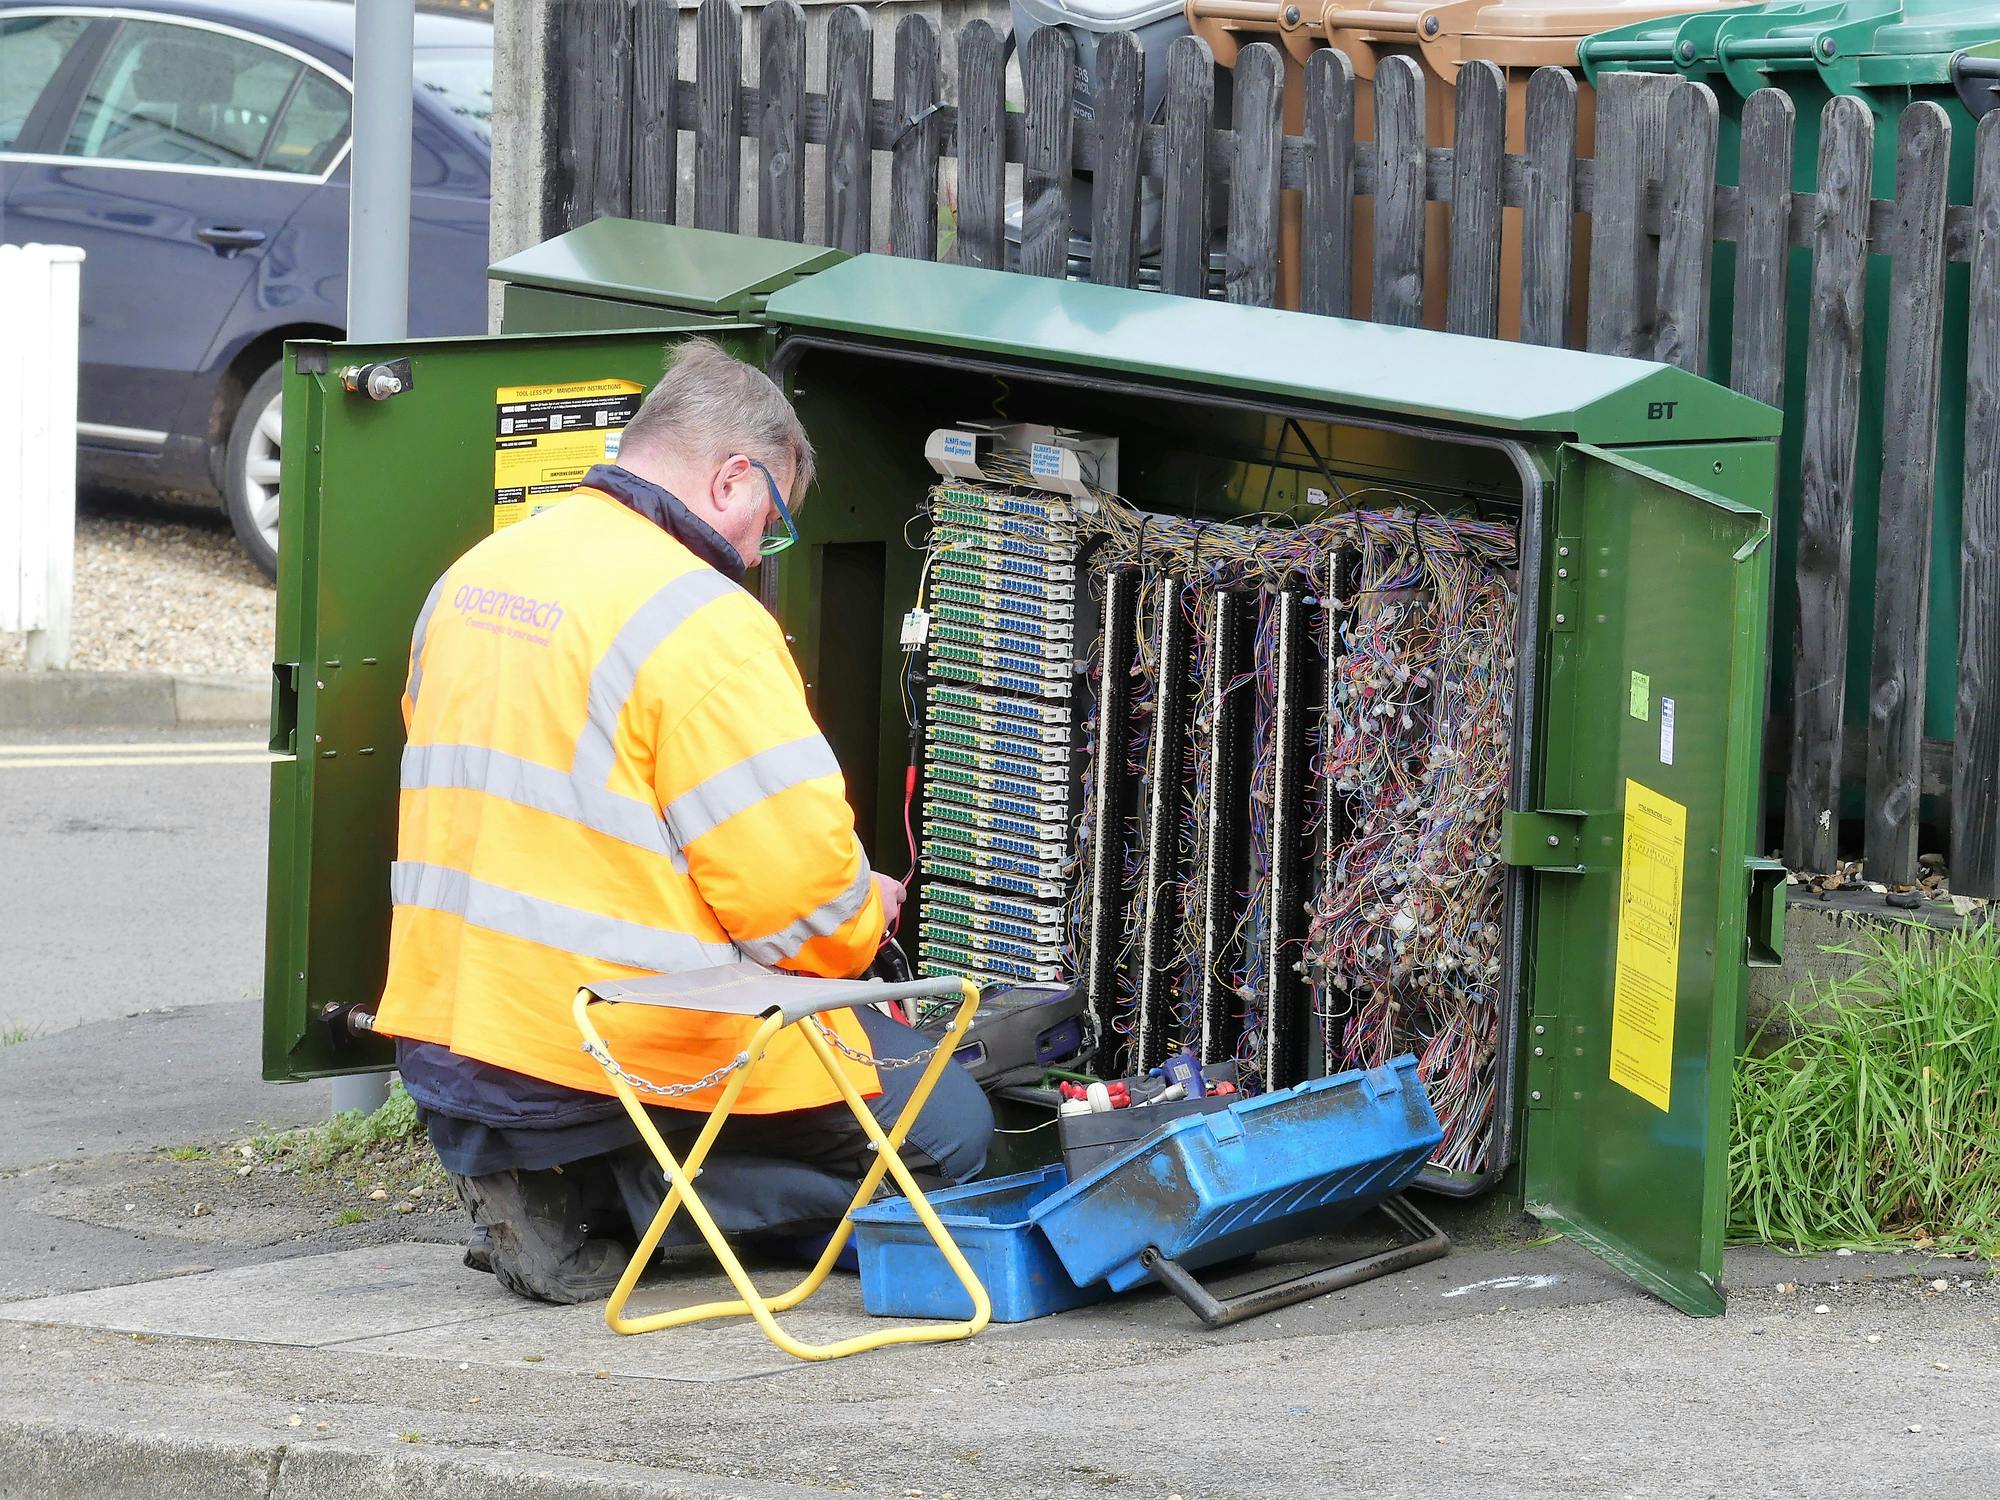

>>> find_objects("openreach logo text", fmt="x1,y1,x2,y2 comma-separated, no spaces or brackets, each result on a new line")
452,583,565,644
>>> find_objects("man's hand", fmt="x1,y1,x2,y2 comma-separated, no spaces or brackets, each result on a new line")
871,872,906,934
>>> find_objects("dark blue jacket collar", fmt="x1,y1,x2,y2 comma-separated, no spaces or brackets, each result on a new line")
583,463,746,584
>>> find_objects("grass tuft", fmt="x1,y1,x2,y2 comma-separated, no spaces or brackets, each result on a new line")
1730,922,2000,1256
1,1023,43,1047
252,1081,425,1174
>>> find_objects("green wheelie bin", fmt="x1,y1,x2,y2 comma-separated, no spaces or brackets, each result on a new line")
1953,38,2000,116
1582,1,1999,796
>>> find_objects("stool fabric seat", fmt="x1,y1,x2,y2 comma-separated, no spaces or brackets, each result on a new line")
582,963,970,1025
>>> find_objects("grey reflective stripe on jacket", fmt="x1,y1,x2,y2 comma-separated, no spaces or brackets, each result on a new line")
570,568,738,788
405,574,448,707
734,859,876,966
395,561,869,964
400,743,682,864
664,735,843,849
390,861,738,971
399,568,745,871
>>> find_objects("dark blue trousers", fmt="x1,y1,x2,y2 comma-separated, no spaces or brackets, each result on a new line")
439,1011,993,1303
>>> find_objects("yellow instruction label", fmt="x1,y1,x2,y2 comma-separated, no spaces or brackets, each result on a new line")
1608,778,1687,1113
493,378,643,530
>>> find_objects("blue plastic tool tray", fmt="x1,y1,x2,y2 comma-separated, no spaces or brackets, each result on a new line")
851,1057,1443,1325
1034,1056,1443,1294
850,1165,1108,1322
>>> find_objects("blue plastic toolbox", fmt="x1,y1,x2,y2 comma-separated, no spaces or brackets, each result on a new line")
850,1165,1107,1322
852,1057,1446,1327
1035,1057,1443,1294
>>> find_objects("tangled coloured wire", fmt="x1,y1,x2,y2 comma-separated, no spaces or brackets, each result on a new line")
1308,525,1517,1174
1061,490,1518,1168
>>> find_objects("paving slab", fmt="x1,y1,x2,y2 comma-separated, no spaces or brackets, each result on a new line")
0,1243,518,1348
1,1240,1003,1384
0,1001,338,1302
333,1251,867,1383
2,1201,1805,1362
339,1298,813,1384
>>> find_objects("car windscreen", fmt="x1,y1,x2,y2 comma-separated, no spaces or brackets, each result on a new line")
414,46,490,147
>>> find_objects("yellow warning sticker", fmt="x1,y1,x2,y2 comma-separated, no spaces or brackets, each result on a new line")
493,378,643,530
1609,778,1687,1113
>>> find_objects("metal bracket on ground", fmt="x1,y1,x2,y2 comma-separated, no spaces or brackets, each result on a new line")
1137,1196,1451,1330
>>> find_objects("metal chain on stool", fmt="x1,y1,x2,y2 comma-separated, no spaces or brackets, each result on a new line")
583,1003,954,1094
811,1014,944,1071
581,1041,750,1098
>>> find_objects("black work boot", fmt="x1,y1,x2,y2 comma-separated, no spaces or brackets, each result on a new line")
449,1166,628,1305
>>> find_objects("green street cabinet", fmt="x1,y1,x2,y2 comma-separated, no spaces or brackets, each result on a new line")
264,221,1784,1317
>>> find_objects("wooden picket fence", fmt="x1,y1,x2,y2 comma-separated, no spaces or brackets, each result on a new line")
524,0,2000,899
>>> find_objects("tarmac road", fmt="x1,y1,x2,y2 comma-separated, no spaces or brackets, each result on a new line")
0,726,272,1035
0,726,326,1304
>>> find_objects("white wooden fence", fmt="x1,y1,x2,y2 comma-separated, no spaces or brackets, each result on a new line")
0,243,84,670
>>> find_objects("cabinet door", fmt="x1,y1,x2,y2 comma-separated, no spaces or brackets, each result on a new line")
1521,443,1772,1316
263,327,765,1081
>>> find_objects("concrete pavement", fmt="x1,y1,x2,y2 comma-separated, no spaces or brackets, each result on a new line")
1,1003,1995,1499
0,1225,1994,1498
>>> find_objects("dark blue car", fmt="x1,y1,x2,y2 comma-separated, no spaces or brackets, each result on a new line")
0,0,492,575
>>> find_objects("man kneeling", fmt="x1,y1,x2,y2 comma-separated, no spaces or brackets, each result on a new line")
373,341,991,1302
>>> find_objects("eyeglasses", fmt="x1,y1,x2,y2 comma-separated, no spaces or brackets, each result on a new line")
747,459,799,558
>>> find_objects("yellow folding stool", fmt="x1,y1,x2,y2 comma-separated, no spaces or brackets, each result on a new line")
572,963,992,1362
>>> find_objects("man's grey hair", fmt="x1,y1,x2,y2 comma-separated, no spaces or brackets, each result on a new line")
619,338,815,500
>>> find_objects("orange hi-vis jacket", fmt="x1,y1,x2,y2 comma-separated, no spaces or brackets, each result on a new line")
373,485,886,1112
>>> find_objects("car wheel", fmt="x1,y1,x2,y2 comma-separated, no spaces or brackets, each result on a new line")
224,363,285,579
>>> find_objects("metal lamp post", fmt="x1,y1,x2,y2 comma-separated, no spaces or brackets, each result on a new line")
331,0,416,1119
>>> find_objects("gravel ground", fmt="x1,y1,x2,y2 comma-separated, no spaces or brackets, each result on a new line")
19,1129,457,1253
0,497,273,678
